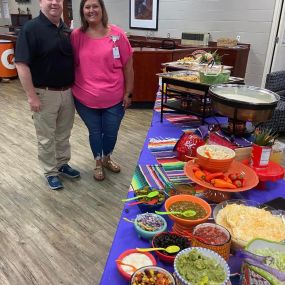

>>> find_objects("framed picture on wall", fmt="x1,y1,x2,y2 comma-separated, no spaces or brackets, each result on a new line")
129,0,159,30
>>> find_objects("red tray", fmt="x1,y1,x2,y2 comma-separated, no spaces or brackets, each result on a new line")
184,160,259,192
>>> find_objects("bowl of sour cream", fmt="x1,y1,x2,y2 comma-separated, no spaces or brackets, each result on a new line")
116,249,157,280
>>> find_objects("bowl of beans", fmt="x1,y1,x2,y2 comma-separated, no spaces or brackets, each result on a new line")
134,213,167,240
130,265,175,285
191,223,231,261
152,232,191,264
164,194,211,227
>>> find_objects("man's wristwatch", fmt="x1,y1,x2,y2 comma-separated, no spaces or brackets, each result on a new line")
127,93,133,98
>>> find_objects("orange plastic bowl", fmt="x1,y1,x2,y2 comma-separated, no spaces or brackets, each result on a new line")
116,249,156,280
196,145,235,172
164,194,211,227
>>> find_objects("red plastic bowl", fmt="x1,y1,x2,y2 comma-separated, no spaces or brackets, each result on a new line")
116,249,157,280
152,232,190,264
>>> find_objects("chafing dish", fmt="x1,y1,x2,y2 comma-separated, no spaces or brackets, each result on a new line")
209,84,280,122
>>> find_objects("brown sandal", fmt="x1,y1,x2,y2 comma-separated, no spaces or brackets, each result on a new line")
93,165,105,181
103,159,121,173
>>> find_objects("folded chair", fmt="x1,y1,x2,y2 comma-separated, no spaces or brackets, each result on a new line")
261,71,285,133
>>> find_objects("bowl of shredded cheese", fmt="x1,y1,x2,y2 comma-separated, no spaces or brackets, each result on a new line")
196,145,235,172
213,199,285,249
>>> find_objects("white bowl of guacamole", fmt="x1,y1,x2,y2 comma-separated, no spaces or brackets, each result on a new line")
174,247,230,285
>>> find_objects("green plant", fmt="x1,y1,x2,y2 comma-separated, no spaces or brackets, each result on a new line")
212,50,223,65
198,50,223,65
253,128,278,146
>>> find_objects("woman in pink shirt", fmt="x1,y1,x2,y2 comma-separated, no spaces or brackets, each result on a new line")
71,0,134,181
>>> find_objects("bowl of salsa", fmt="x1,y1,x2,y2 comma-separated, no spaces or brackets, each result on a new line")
130,266,175,285
191,223,231,261
164,194,211,227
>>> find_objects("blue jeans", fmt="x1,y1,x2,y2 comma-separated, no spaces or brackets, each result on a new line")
74,99,125,159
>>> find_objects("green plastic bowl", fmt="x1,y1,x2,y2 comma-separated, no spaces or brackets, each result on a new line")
199,70,230,84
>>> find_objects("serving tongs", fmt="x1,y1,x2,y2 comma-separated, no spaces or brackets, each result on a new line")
203,61,224,75
237,249,285,282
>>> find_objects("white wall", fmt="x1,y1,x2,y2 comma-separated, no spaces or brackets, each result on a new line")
72,0,129,30
8,0,39,18
71,0,276,87
71,0,79,27
7,0,277,87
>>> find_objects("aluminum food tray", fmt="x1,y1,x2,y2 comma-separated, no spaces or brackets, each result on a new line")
157,71,242,85
162,61,233,70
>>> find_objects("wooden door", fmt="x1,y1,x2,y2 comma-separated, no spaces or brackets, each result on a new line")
62,0,73,27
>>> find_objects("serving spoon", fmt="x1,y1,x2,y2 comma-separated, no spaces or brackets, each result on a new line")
136,245,180,254
155,209,196,217
127,198,158,206
237,250,285,282
116,259,137,272
123,217,135,223
184,231,209,244
122,191,159,202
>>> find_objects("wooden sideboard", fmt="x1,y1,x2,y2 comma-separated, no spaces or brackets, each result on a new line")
129,36,250,103
0,34,17,43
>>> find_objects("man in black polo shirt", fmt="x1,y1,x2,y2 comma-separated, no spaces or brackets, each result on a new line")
15,0,80,190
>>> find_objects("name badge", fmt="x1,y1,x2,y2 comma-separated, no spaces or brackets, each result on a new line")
113,47,120,59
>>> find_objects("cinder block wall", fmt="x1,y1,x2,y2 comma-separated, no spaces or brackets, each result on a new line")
7,0,276,87
73,0,275,87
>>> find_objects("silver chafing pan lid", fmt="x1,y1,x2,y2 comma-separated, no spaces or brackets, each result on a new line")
209,84,280,106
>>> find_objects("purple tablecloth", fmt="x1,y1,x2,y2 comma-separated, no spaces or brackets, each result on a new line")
99,108,285,285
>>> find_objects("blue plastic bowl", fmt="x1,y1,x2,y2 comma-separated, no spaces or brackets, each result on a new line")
136,190,166,213
134,213,167,240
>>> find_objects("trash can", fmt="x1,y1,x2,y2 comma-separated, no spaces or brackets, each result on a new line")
0,40,17,78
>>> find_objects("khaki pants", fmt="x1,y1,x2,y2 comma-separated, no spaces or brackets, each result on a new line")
33,88,75,177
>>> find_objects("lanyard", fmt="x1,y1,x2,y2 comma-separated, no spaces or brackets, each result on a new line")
110,35,120,47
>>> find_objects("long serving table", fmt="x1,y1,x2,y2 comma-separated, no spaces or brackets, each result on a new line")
99,100,285,285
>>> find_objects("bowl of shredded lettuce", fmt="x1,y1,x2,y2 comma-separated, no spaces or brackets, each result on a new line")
244,238,285,285
174,247,230,285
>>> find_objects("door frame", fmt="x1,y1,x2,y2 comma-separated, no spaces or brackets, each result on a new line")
262,0,284,87
62,0,72,27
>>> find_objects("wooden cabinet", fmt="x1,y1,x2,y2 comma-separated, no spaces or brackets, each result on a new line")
10,14,32,27
133,48,171,103
129,36,250,103
133,48,196,103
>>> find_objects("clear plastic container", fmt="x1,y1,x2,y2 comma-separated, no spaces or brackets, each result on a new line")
269,140,285,164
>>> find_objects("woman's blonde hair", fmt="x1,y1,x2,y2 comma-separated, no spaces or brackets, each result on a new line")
79,0,108,32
